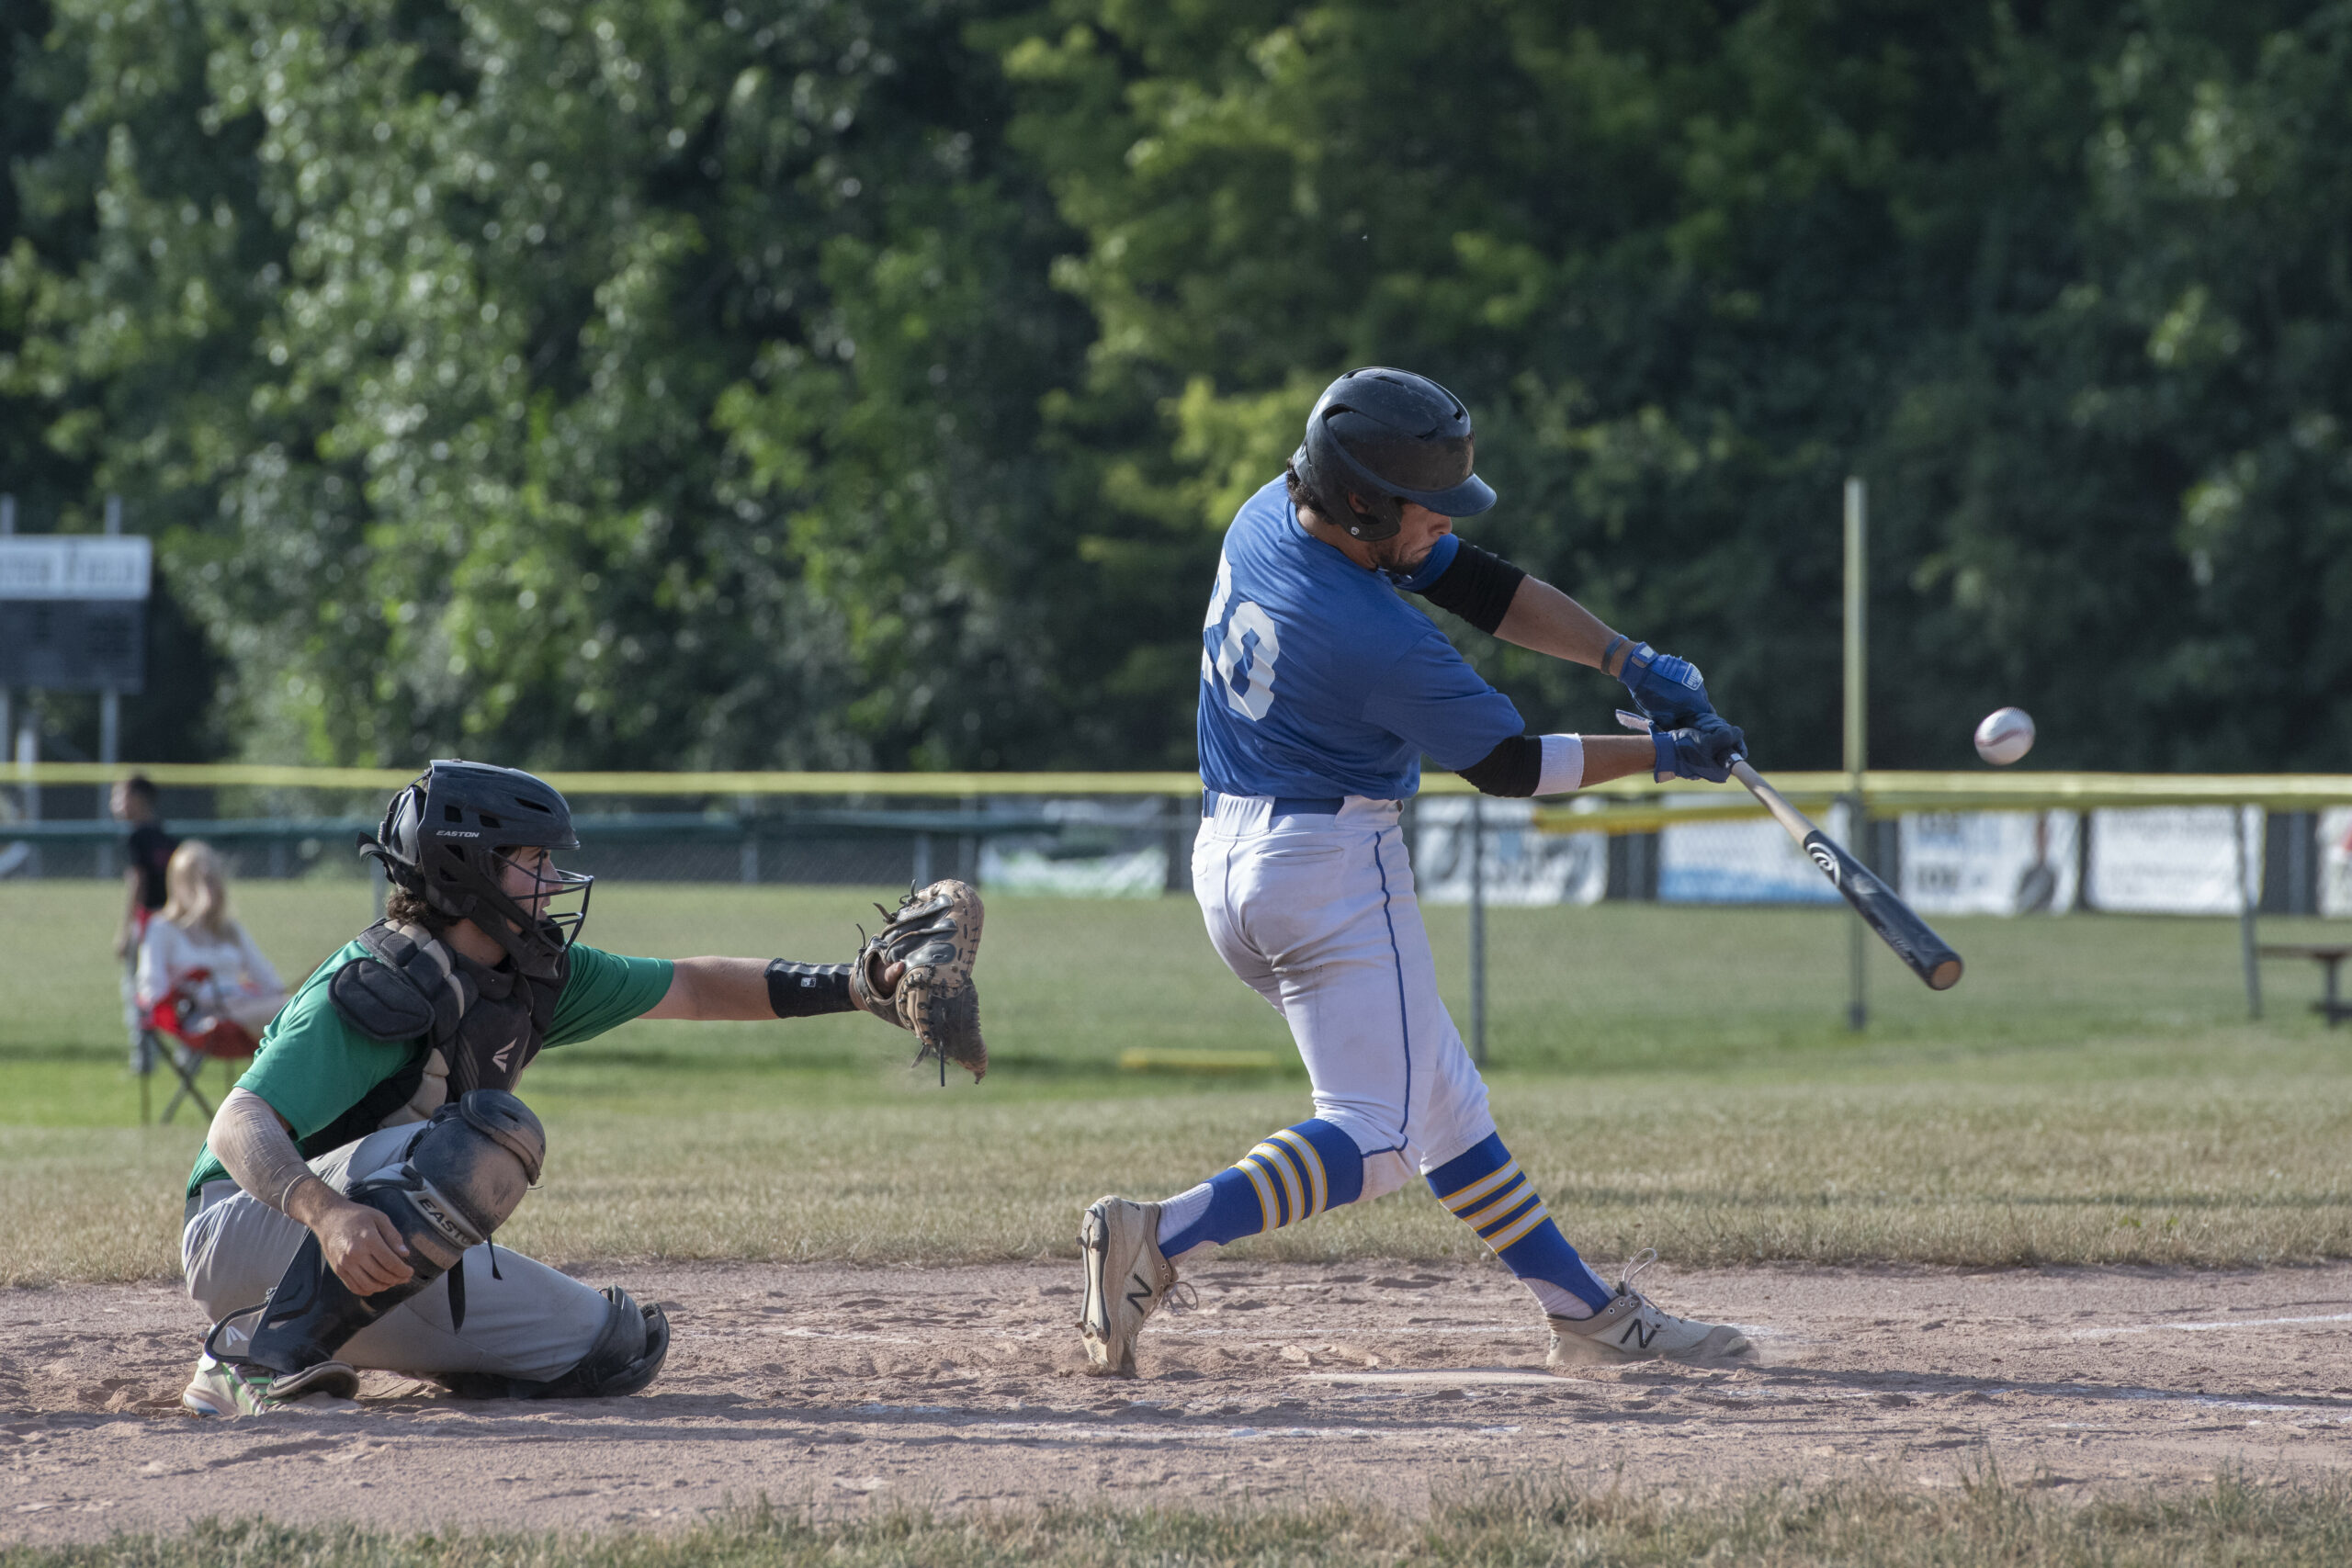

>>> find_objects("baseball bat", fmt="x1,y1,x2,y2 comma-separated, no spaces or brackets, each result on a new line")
1730,759,1963,991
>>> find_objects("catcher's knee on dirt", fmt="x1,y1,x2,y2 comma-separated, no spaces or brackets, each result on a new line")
232,1090,545,1394
437,1285,671,1401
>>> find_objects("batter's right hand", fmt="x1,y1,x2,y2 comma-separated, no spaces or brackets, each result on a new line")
313,1199,413,1296
1652,716,1746,783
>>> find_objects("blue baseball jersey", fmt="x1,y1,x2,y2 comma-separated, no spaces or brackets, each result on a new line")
1198,479,1523,800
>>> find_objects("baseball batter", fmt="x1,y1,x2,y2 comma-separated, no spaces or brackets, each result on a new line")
181,760,984,1416
1080,368,1752,1376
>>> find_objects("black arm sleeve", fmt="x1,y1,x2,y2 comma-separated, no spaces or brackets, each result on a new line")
1414,541,1528,635
766,960,856,1019
1456,734,1542,797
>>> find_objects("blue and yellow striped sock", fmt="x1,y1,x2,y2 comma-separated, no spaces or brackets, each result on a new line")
1158,1119,1365,1256
1427,1134,1612,1316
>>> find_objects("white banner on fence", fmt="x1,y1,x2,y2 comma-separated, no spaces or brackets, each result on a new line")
965,796,2317,914
1902,810,2079,916
2084,806,2261,915
1659,802,1850,905
979,842,1168,897
977,796,1174,897
1414,796,1606,907
2324,809,2352,918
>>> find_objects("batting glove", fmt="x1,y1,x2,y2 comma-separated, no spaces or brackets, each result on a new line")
1651,715,1746,784
1614,639,1718,731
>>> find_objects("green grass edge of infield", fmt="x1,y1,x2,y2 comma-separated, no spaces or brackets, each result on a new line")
6,1473,2350,1567
11,882,2352,1280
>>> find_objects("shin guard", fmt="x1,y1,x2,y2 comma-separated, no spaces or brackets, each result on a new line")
438,1285,671,1401
233,1091,544,1394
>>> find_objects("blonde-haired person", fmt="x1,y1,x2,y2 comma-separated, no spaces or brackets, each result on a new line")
136,842,288,1054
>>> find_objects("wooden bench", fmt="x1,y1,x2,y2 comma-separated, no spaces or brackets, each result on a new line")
2256,943,2352,1025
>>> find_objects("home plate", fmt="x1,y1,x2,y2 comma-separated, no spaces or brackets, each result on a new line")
1304,1368,1558,1388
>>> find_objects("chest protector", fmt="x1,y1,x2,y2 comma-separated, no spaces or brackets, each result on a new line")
302,921,567,1159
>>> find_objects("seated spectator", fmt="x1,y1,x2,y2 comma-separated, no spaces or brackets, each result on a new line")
137,841,287,1055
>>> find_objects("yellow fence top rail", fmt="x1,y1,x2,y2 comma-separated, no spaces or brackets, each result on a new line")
12,763,1204,795
10,762,2352,808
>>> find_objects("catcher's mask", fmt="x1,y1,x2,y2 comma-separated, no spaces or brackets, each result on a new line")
359,760,593,976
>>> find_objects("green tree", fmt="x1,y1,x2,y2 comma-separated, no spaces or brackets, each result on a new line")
8,0,1090,770
1880,1,2352,769
0,0,228,764
997,0,2352,771
14,0,2352,776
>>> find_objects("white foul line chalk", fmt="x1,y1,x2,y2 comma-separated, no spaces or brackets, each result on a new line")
2069,1311,2352,1338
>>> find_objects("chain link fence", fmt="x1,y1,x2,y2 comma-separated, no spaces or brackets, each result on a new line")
1414,794,2350,1060
6,770,2349,1053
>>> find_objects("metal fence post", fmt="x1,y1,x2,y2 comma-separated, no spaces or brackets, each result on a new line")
957,793,978,885
1846,795,1869,1033
13,717,38,879
1843,475,1869,1033
1,494,13,861
1469,794,1487,1066
1163,793,1193,895
2238,805,2263,1021
98,494,121,882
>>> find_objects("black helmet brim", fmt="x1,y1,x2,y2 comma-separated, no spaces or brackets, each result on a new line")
1409,471,1497,518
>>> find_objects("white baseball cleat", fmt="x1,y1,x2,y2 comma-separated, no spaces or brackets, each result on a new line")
1546,1251,1755,1371
1078,1196,1176,1377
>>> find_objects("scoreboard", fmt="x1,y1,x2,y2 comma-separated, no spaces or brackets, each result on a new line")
0,536,151,692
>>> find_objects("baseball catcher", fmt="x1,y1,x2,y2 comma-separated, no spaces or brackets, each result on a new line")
179,759,984,1416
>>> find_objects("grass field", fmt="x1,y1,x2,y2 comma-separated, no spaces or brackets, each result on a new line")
4,1476,2347,1566
4,881,2349,1283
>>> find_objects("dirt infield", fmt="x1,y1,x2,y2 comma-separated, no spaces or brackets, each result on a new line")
6,1260,2352,1542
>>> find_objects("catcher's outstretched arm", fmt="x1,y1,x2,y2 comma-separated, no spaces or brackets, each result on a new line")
643,954,901,1021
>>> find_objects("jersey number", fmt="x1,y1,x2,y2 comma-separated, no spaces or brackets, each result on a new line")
1202,557,1282,722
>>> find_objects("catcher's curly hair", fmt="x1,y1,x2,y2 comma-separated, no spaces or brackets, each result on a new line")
383,882,455,936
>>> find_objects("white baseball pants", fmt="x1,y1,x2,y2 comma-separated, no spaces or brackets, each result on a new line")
1193,793,1497,1200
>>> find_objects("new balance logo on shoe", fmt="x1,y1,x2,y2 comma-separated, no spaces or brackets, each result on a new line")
1079,1197,1176,1378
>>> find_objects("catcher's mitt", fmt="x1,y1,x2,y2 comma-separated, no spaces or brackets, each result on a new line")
850,879,986,1082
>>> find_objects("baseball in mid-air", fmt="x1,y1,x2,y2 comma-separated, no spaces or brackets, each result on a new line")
1973,706,2036,766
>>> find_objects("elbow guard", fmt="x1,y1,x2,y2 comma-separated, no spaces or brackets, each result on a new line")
1414,541,1527,634
1455,734,1587,798
1457,735,1543,797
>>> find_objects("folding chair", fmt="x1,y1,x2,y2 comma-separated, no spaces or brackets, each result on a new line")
141,968,259,1125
